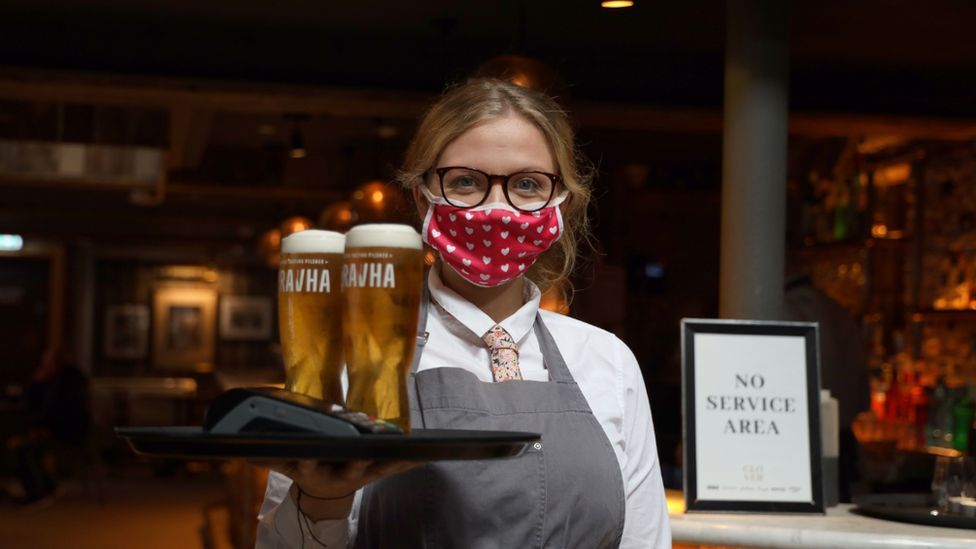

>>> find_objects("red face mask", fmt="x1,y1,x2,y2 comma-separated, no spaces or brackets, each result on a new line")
421,187,565,287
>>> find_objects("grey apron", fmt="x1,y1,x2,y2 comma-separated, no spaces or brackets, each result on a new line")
354,291,626,549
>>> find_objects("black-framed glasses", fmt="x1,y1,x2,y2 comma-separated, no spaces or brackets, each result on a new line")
430,166,561,213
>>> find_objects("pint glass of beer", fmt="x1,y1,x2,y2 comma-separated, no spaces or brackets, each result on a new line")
342,224,424,431
278,230,345,403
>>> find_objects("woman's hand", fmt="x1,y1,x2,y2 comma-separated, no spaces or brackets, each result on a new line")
274,460,421,521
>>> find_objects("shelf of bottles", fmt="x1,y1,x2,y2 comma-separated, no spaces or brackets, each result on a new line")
794,169,872,314
798,170,870,247
862,145,976,458
865,328,976,457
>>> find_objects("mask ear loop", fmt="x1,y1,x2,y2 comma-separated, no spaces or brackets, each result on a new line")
552,191,568,235
418,185,447,249
419,185,451,206
420,199,436,248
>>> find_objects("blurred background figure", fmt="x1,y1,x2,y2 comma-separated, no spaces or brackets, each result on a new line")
6,347,91,505
784,260,871,502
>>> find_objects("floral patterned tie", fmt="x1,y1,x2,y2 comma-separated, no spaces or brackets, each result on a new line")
483,325,522,382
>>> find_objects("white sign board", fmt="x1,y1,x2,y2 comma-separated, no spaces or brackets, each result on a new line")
682,319,824,513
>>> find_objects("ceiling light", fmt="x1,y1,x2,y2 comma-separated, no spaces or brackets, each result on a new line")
279,217,314,238
376,124,399,139
601,0,634,7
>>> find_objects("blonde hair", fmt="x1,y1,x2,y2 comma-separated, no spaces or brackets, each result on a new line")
399,78,593,293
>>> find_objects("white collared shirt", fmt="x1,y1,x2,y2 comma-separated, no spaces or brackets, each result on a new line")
257,269,672,548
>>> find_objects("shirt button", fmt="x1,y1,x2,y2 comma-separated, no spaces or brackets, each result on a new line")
533,442,543,451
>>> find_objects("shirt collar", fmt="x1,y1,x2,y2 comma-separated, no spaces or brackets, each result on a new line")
427,266,541,343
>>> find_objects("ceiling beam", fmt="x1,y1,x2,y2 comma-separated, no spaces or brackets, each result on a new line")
1,68,976,139
0,68,429,119
0,175,343,203
575,102,976,140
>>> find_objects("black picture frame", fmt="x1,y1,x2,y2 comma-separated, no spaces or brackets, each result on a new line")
681,318,824,514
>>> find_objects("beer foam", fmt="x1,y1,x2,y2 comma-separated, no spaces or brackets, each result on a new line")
281,230,346,254
345,223,422,250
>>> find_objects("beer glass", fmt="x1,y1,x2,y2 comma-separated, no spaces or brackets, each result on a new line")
342,224,424,431
278,230,345,403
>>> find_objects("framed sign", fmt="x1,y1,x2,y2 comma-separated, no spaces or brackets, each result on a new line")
104,304,149,360
682,319,823,513
219,295,273,340
153,285,216,372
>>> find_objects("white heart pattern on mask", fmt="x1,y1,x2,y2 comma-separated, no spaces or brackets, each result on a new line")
425,199,562,288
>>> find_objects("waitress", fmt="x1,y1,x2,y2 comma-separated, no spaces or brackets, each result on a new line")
257,78,671,548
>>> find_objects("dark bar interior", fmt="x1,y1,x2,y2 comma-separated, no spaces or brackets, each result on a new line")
2,1,976,547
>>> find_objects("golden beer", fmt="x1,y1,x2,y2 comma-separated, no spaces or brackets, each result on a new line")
342,224,424,431
278,230,345,403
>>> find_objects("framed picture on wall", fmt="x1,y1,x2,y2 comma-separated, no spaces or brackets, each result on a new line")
219,296,273,341
152,286,216,372
104,304,149,360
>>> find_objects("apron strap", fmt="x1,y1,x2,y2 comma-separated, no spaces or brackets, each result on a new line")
411,276,431,375
532,313,575,383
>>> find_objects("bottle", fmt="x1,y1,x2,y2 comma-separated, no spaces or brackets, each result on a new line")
927,377,954,449
910,382,929,450
801,172,819,245
953,384,975,453
969,389,976,458
812,172,834,243
884,364,904,421
821,390,840,507
833,184,851,242
855,171,869,235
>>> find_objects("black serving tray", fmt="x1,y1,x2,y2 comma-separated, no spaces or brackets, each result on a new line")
853,493,976,530
116,426,538,462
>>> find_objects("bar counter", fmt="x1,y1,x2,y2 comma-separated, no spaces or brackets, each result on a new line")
666,492,976,548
